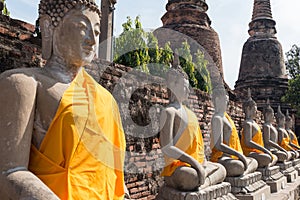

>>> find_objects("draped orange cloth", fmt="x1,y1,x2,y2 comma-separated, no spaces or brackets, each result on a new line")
240,124,264,156
279,133,294,151
161,107,205,177
210,112,243,162
288,130,300,149
29,68,125,200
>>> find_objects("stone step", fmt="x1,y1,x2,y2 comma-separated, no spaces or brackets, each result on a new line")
234,185,271,200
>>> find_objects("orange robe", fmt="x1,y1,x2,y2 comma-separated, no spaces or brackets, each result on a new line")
279,132,294,151
288,130,300,149
210,112,243,162
29,68,125,200
241,124,264,156
161,106,205,177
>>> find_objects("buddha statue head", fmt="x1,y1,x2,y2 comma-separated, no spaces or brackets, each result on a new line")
38,0,101,68
285,110,293,129
263,99,274,123
166,52,190,103
212,87,227,114
243,88,257,119
276,106,285,128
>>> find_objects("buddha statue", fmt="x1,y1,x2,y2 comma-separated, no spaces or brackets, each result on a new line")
210,88,258,177
263,100,291,162
286,110,300,151
0,1,126,199
276,106,298,159
159,54,226,191
240,89,277,168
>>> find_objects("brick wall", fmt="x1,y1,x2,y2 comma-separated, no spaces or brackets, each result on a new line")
0,16,266,199
0,15,42,72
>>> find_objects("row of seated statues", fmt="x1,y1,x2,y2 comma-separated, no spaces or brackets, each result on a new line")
0,0,299,199
159,62,300,196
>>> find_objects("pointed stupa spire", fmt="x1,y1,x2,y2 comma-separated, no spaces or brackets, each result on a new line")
248,0,277,37
252,0,273,21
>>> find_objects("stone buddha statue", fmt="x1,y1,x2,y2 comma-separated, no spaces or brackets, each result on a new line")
240,89,277,168
286,110,300,151
159,54,226,191
210,88,258,177
276,106,298,159
263,100,291,162
0,1,126,199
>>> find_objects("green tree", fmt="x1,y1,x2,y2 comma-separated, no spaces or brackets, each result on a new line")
114,16,211,92
1,0,10,16
283,44,300,116
194,50,211,92
114,16,150,73
285,45,300,79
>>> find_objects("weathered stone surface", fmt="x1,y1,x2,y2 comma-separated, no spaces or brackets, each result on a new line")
156,0,224,78
234,0,289,112
270,176,300,200
156,182,237,200
225,172,268,195
276,162,298,183
234,185,271,200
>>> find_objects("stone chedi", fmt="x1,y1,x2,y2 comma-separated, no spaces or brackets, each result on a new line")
156,55,235,200
235,0,288,111
157,0,224,77
276,106,298,183
0,0,126,199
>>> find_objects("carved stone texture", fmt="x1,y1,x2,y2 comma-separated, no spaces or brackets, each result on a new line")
159,0,224,78
276,161,298,183
156,182,237,200
235,0,288,112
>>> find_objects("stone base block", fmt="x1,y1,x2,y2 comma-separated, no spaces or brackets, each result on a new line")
156,182,237,200
292,158,300,166
225,172,266,194
270,176,300,200
276,161,298,182
256,166,284,181
234,185,270,200
265,176,287,193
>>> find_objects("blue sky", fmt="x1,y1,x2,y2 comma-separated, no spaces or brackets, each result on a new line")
5,0,300,88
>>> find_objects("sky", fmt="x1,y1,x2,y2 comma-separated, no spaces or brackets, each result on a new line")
5,0,300,89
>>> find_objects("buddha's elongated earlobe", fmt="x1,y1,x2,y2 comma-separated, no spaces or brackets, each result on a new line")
40,15,53,60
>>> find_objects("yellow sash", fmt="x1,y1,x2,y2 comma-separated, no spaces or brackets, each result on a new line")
161,107,205,177
279,133,294,151
29,68,125,200
241,125,264,156
289,130,300,149
210,112,243,162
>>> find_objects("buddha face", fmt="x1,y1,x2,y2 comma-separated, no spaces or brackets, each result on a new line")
170,77,190,103
52,8,100,68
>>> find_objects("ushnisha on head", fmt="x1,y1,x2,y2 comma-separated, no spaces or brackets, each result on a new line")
263,99,274,121
166,52,190,103
243,88,257,116
276,106,285,126
39,0,101,27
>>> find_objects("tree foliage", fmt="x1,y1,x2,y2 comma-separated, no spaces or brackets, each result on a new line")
283,44,300,116
1,0,10,16
114,16,211,92
285,45,300,79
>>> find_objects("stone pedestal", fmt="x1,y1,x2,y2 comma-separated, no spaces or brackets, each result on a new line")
270,176,300,200
276,161,298,183
156,182,237,200
292,158,300,176
224,172,271,200
256,166,287,193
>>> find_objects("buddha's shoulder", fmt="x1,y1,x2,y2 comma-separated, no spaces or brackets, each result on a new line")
0,68,45,85
0,68,43,81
